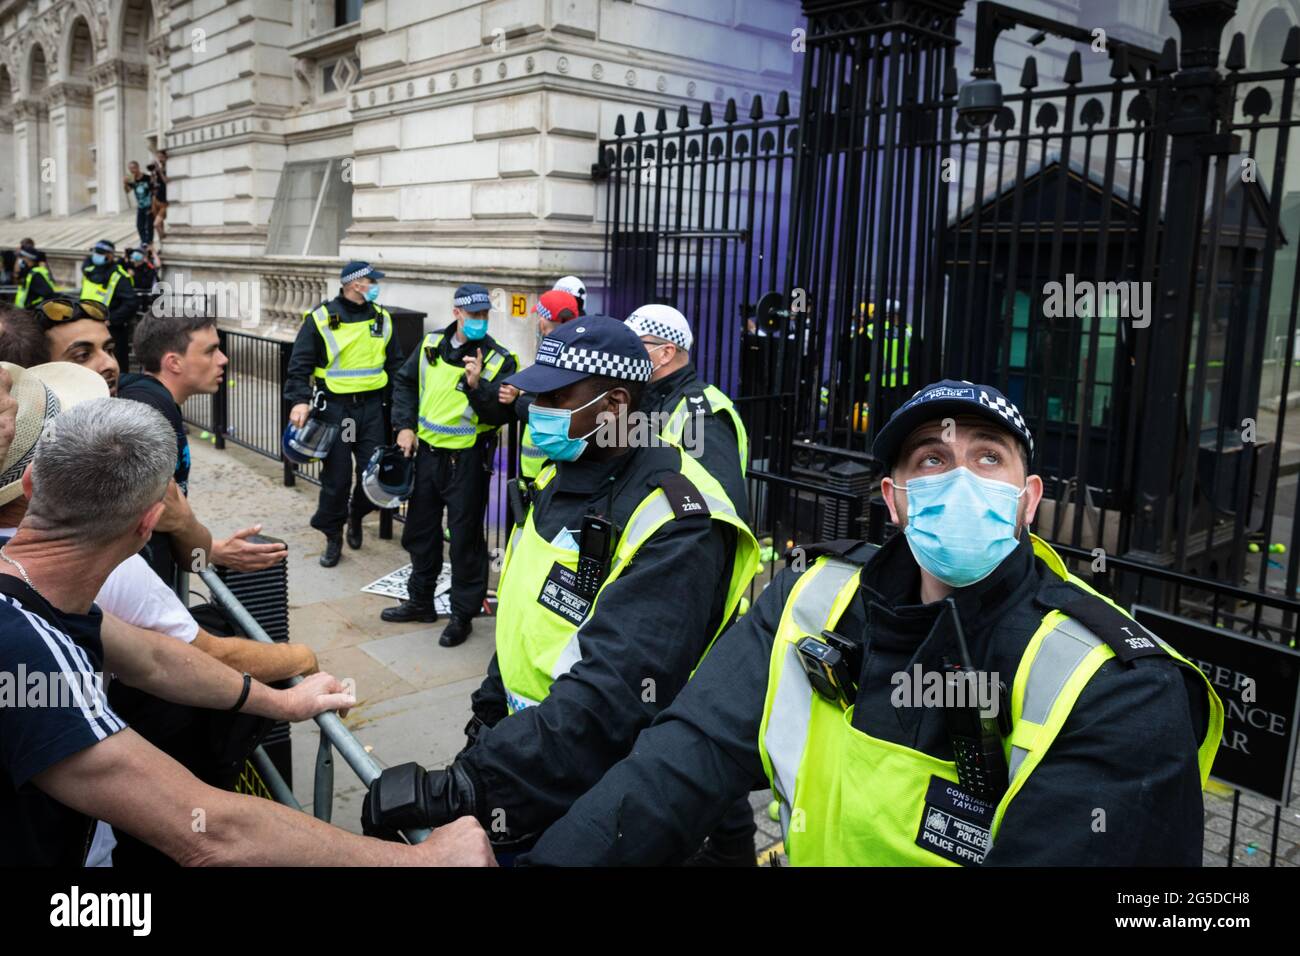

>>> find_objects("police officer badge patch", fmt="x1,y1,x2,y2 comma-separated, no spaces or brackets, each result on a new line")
915,775,994,865
538,562,591,626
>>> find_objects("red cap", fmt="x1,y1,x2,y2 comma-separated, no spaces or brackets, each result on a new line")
534,290,579,324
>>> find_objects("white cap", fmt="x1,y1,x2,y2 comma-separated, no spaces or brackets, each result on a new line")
626,304,693,352
553,275,586,303
0,362,111,506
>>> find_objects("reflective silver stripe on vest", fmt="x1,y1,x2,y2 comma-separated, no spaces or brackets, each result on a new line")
419,418,476,436
1007,615,1103,784
521,444,547,458
764,558,860,836
547,487,741,681
318,312,385,377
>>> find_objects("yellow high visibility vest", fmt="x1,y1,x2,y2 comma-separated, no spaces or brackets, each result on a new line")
416,332,515,449
758,536,1223,866
305,302,393,394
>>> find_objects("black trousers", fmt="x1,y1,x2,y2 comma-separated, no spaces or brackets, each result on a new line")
402,439,491,619
136,206,154,245
310,390,386,537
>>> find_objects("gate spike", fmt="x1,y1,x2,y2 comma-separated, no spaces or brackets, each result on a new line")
614,114,626,137
655,107,668,132
1108,44,1129,79
1283,26,1300,67
633,111,646,134
943,65,958,99
677,104,690,129
1019,55,1038,90
775,90,790,117
1225,32,1246,71
724,97,738,123
1064,51,1082,85
1157,37,1178,75
750,94,764,120
700,101,713,126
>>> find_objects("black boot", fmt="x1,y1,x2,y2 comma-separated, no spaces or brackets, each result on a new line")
320,534,343,568
381,600,439,623
347,514,363,550
439,616,473,647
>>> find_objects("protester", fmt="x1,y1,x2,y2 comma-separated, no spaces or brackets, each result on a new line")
124,160,155,246
0,396,495,866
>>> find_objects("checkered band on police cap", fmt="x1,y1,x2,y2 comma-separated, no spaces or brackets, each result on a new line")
977,387,1033,455
454,290,492,309
341,264,373,283
625,304,693,352
535,341,653,382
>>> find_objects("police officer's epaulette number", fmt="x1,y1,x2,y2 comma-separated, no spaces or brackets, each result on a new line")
657,472,710,520
1046,583,1170,665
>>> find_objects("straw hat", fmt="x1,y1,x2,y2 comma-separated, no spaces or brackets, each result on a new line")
0,362,111,506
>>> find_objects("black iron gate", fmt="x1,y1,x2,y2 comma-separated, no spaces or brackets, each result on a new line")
598,0,1300,866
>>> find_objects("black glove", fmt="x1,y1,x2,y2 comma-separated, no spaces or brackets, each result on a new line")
361,761,479,838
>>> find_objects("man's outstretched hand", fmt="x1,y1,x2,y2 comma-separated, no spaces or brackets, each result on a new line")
211,524,287,571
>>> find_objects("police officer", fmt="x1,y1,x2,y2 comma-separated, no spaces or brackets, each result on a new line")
79,240,137,361
864,300,911,389
126,246,159,296
552,275,586,315
381,284,517,646
498,289,581,482
361,316,760,854
626,304,749,523
284,261,403,568
12,248,58,309
626,302,756,864
521,380,1223,866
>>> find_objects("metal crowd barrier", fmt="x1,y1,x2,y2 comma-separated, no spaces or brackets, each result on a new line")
199,566,431,845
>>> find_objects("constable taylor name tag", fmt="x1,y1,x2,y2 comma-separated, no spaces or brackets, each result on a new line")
539,562,591,626
915,775,993,866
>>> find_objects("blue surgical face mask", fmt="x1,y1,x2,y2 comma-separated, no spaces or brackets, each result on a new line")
365,284,381,303
131,252,144,263
463,315,488,340
91,253,107,266
896,466,1025,588
527,390,610,462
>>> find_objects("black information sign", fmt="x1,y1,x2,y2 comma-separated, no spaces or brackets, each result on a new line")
1134,606,1300,805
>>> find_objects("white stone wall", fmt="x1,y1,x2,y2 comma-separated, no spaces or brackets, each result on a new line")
4,0,1289,347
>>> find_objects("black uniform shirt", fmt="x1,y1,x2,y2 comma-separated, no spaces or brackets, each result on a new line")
461,441,738,847
283,294,405,405
390,321,517,434
522,532,1210,866
641,363,749,524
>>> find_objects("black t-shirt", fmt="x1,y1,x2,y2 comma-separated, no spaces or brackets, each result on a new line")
118,375,188,587
119,374,189,492
0,574,124,865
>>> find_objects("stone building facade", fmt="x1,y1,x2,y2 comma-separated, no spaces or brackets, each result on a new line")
0,0,798,357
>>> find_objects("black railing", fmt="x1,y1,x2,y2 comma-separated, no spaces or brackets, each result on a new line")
598,0,1300,869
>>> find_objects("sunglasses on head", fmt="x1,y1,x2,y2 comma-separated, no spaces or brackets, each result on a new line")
37,298,109,324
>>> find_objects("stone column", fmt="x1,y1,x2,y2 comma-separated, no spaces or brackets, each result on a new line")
92,60,126,215
47,82,95,216
12,99,47,219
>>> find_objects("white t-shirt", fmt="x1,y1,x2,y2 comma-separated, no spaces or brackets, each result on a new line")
0,528,199,867
0,529,200,645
